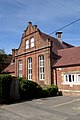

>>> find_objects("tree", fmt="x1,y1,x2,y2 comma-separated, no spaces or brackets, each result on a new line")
0,49,12,74
0,49,5,54
0,49,5,73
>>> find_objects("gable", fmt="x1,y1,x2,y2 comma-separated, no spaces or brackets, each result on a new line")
15,22,51,56
13,22,74,57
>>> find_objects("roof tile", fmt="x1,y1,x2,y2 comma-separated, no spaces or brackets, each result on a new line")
54,46,80,67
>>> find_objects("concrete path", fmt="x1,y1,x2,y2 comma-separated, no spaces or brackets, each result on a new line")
0,96,80,120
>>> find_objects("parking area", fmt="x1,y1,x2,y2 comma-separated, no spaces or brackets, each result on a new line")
0,96,80,120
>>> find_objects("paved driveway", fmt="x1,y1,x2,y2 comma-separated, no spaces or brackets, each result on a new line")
0,96,80,120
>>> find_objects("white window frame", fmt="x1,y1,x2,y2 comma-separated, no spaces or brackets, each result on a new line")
28,58,32,80
64,74,76,83
39,55,44,80
26,40,29,49
18,60,22,77
77,74,80,82
30,37,34,48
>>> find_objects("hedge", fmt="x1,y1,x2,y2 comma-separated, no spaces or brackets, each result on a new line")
0,74,12,103
19,78,43,99
19,78,58,100
0,76,58,103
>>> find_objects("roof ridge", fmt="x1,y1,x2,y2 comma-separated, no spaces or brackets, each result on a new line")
58,46,80,52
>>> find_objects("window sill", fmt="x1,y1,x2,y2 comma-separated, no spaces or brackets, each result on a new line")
39,79,44,81
62,82,80,85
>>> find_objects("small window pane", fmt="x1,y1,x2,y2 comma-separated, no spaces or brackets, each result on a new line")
28,58,32,80
77,74,80,82
64,74,75,83
30,38,34,48
39,55,44,80
19,60,22,77
78,75,80,81
69,75,71,82
26,40,29,49
65,75,68,82
72,75,74,82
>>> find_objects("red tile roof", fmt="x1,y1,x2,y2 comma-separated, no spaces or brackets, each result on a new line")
3,62,15,74
54,46,80,67
40,32,74,49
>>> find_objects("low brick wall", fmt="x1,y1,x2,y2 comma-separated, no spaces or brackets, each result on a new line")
61,89,80,96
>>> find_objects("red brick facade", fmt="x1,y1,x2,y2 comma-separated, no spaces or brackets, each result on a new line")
53,66,80,96
14,22,53,85
53,47,80,96
4,22,80,96
13,22,72,86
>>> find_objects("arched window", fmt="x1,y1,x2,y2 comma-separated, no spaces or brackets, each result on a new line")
26,40,29,49
39,55,44,80
30,37,34,48
18,60,22,77
28,58,32,80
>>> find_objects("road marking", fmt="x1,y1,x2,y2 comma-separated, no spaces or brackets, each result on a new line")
36,102,43,104
73,106,80,110
51,98,80,108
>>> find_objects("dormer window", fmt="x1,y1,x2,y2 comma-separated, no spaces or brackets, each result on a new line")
30,37,34,48
26,40,29,49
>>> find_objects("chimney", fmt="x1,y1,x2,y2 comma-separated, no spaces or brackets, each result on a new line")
12,49,15,62
33,25,37,31
28,21,32,25
34,25,37,28
56,32,63,42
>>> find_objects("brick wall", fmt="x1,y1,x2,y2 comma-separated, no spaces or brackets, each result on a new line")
54,66,80,96
14,22,73,88
15,22,52,86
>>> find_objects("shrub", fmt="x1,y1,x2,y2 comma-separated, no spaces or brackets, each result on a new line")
42,84,58,97
0,74,12,103
19,78,58,100
42,87,50,97
47,84,58,96
19,78,43,99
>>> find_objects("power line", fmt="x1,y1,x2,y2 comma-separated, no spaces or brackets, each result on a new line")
49,18,80,35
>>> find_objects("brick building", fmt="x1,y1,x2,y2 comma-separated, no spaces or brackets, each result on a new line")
4,22,80,96
53,47,80,96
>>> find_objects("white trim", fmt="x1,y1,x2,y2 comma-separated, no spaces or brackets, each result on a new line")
77,74,80,82
15,45,51,57
30,37,34,48
28,58,32,80
62,82,80,85
63,72,80,84
61,89,80,93
51,98,80,108
39,55,44,80
18,60,22,77
26,40,29,49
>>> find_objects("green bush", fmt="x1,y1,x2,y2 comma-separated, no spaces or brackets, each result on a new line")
0,74,12,103
42,87,50,97
19,78,43,99
19,78,58,99
42,85,58,97
47,84,58,96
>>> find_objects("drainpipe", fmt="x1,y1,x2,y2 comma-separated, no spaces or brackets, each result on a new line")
54,68,57,86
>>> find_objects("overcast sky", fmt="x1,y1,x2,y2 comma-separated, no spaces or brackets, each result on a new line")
0,0,80,54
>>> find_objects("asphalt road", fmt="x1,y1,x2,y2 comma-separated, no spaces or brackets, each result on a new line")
0,96,80,120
